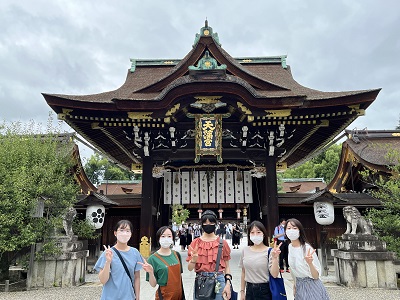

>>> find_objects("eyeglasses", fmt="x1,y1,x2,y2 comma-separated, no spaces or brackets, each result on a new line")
117,229,131,233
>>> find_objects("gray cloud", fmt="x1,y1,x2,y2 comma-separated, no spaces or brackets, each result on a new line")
1,0,399,139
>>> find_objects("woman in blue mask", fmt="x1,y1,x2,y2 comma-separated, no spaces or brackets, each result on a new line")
187,210,232,300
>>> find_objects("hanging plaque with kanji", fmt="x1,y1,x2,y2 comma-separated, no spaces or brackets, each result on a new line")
195,114,222,163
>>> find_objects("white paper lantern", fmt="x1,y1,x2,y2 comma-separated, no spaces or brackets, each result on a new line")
313,201,335,225
86,205,105,229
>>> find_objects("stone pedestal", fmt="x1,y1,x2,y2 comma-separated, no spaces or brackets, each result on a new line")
333,234,397,288
29,236,89,288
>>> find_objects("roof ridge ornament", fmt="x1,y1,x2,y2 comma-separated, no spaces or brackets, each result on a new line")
189,50,227,71
193,20,221,47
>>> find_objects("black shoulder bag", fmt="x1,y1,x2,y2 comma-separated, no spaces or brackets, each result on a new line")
112,247,134,286
194,238,223,300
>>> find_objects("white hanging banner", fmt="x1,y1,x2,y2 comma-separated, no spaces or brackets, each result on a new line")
216,171,225,203
199,171,208,203
225,171,234,203
243,171,253,203
163,170,253,204
181,172,190,204
190,171,199,204
164,172,172,204
172,172,181,204
208,171,216,203
235,171,244,203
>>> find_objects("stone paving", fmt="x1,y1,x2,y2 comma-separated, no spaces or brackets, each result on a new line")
1,237,399,299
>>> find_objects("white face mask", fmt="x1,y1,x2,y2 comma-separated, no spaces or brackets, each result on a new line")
250,235,264,245
286,229,300,241
159,237,173,249
116,232,131,244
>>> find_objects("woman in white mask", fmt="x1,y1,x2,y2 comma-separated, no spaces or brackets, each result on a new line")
140,226,185,300
94,220,144,300
239,221,281,300
285,218,330,300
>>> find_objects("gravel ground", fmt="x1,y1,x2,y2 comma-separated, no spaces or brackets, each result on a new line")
1,285,399,300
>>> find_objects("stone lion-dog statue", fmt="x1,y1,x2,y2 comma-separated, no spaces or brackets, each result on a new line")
343,205,373,235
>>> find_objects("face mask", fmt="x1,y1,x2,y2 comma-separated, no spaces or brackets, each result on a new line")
286,229,300,241
250,235,264,245
202,224,216,234
116,232,131,244
159,237,173,249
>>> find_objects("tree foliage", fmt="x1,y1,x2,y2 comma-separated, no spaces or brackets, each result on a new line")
83,153,134,186
282,143,342,183
171,204,190,225
0,120,79,280
364,149,400,257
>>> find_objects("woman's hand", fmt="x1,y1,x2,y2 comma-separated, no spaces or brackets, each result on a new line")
304,248,316,265
222,282,231,299
103,245,113,263
271,240,282,259
188,244,199,263
137,257,154,274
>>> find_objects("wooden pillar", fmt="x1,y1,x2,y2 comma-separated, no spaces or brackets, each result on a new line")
139,156,153,258
265,155,279,238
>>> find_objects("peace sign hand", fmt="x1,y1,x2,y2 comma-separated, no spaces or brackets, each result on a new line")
137,257,154,273
304,248,316,265
103,245,113,263
271,240,282,259
188,244,199,263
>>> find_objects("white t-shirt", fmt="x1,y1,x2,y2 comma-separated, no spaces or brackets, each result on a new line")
288,243,321,279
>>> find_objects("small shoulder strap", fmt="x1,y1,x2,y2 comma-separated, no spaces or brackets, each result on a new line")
215,238,223,272
112,246,133,285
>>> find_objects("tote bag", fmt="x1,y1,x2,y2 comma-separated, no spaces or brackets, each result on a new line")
268,248,287,300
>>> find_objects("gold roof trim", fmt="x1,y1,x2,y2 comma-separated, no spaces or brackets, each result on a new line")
128,112,153,120
165,104,180,116
264,109,292,117
237,102,252,115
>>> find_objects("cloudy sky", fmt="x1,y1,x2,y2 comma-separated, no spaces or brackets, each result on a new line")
1,0,399,160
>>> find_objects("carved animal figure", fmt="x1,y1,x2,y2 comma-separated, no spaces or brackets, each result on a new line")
63,207,77,236
343,206,373,235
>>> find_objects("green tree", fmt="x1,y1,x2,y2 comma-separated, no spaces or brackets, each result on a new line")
0,120,80,280
364,149,400,257
83,153,134,186
171,204,190,225
282,143,341,183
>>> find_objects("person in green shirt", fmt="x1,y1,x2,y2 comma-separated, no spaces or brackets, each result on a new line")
140,226,185,300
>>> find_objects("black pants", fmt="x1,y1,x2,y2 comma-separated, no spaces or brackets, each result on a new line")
246,282,271,300
279,240,290,270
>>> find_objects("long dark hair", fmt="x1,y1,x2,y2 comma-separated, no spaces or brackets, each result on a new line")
155,226,176,247
247,220,269,246
284,218,309,247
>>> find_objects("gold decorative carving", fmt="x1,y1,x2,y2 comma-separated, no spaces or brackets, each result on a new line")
139,236,151,258
392,133,400,136
241,59,253,63
163,61,174,64
237,102,252,115
57,108,73,120
194,96,222,104
128,112,153,120
264,109,291,117
91,122,100,129
204,29,210,36
165,104,180,117
320,120,329,127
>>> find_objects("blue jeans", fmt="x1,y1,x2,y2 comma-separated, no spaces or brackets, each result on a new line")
194,272,226,300
246,282,271,300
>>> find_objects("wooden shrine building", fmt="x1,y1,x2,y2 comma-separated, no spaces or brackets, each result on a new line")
43,21,380,246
